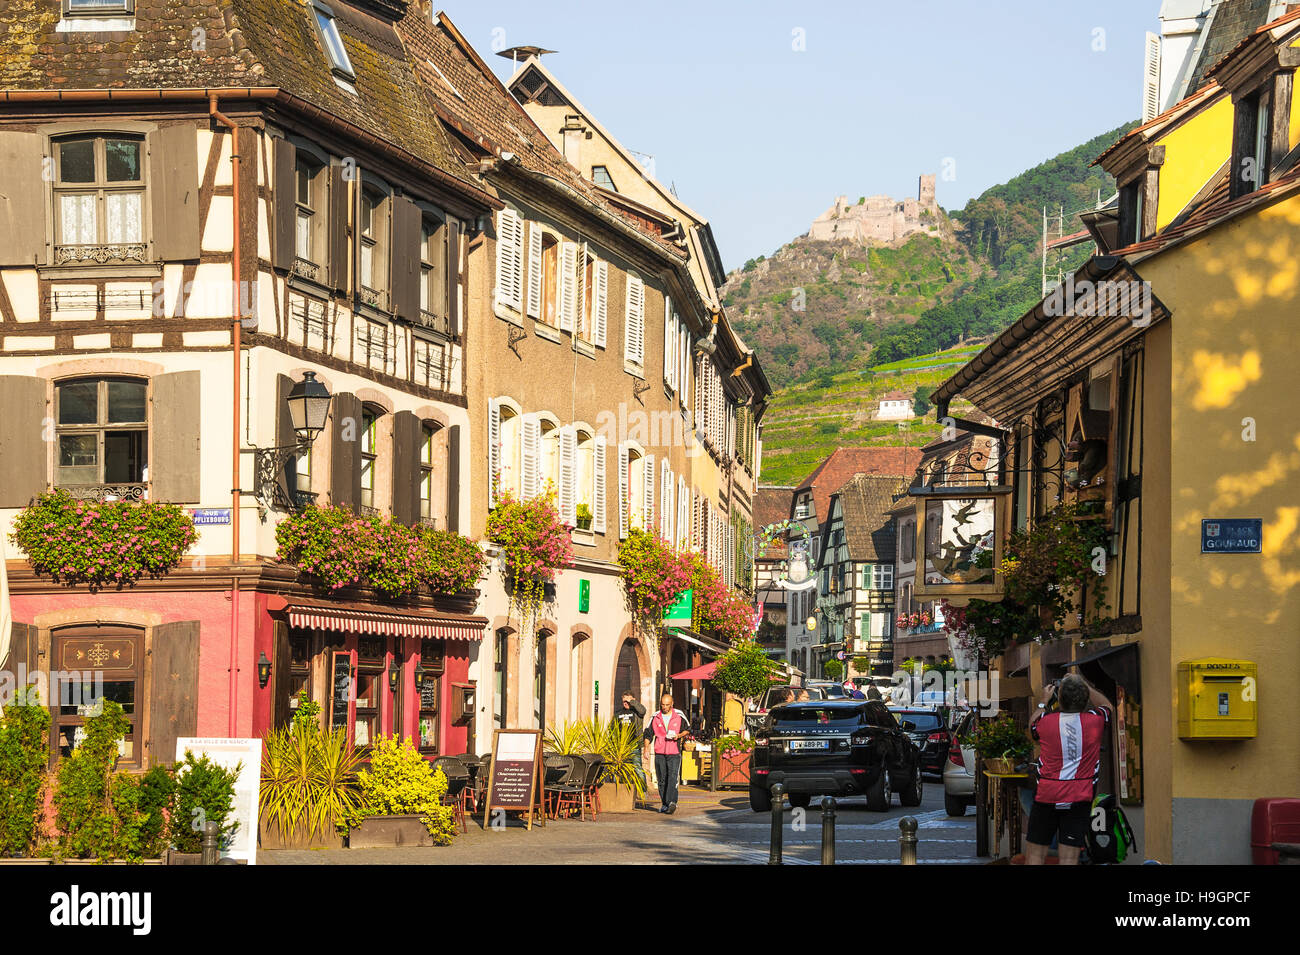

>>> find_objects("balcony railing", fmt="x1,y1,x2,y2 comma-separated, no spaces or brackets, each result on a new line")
417,309,451,336
57,483,150,502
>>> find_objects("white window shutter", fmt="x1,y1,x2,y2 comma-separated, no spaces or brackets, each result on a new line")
727,520,735,588
520,415,540,500
559,240,577,332
679,327,688,408
624,275,644,364
594,435,607,534
643,454,655,531
660,460,671,538
593,259,608,347
677,476,686,549
1143,31,1162,124
495,210,522,312
663,297,673,387
488,399,501,507
558,426,577,526
575,242,587,336
617,444,630,539
526,222,542,319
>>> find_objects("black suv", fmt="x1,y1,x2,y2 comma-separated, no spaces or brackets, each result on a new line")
749,700,923,813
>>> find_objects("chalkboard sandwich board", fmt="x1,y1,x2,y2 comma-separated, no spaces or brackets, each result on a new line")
483,729,545,830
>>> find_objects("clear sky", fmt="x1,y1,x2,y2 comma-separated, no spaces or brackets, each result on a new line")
443,1,1160,270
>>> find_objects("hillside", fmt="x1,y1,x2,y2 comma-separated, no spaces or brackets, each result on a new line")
740,120,1138,485
758,346,988,485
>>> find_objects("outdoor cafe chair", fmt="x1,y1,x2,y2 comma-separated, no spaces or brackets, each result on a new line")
580,754,605,820
542,755,575,818
550,755,589,820
433,756,471,833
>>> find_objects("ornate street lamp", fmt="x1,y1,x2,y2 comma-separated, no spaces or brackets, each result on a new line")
252,371,332,512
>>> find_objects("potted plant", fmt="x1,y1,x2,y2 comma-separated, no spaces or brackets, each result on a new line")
259,718,364,850
545,718,647,812
0,688,50,861
710,734,755,789
575,502,593,531
343,736,457,848
164,753,241,864
962,712,1033,774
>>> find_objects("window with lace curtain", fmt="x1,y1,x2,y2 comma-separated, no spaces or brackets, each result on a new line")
53,135,146,265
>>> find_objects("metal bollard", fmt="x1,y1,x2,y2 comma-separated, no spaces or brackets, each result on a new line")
201,821,220,866
899,815,918,865
820,796,836,865
769,783,785,865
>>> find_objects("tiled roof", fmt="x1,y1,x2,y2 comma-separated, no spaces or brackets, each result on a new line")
395,11,685,257
795,447,923,527
0,1,475,188
835,475,911,563
881,390,912,401
1111,158,1300,260
1187,0,1275,93
755,485,796,557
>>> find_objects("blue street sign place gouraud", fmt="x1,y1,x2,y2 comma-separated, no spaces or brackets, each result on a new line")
1201,518,1262,554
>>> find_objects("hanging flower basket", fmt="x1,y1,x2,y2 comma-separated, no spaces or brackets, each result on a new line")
485,490,573,623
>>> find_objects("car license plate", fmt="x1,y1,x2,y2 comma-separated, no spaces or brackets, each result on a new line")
789,740,829,751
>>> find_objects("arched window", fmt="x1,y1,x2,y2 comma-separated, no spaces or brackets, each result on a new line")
55,377,148,490
419,423,437,522
627,446,645,530
539,416,559,494
498,404,520,498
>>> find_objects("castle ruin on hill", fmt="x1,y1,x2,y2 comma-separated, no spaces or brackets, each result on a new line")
808,174,938,244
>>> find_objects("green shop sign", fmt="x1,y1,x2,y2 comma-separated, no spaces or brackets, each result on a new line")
663,589,693,626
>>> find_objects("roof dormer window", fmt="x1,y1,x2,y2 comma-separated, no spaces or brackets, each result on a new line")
64,0,135,15
1231,88,1272,199
312,2,355,81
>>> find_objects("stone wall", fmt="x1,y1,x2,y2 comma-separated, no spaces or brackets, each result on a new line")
808,173,940,244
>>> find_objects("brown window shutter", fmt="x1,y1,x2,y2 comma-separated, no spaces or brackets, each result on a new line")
446,423,460,533
445,218,460,335
270,620,292,730
0,132,47,267
2,622,37,675
151,371,202,503
390,410,419,525
390,196,421,322
0,376,48,506
328,163,350,292
330,392,362,509
272,137,296,272
275,373,297,505
150,124,200,261
147,620,200,769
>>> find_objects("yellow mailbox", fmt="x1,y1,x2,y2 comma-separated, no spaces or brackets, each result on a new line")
1177,658,1257,740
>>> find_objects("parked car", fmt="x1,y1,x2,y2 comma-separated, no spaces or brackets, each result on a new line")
942,708,977,816
749,699,923,813
888,705,950,776
745,684,827,735
804,680,852,699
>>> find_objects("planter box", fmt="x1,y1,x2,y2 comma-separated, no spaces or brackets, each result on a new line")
598,783,641,814
712,750,752,790
347,815,434,849
258,818,345,851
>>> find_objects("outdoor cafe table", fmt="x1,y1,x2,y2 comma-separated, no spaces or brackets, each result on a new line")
983,771,1029,861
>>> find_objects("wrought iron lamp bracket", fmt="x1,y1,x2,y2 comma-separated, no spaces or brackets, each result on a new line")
252,438,311,513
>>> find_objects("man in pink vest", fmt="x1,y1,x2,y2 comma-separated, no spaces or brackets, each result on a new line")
1025,673,1112,865
644,692,692,814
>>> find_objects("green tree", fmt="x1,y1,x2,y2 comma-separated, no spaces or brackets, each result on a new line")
823,659,845,681
912,384,932,416
711,639,779,736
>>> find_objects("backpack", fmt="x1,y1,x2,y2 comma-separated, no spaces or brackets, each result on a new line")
1087,793,1135,864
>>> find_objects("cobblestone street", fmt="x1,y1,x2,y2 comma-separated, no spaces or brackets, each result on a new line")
259,782,979,865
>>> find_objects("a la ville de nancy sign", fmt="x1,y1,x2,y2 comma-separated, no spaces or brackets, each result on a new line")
1201,519,1262,554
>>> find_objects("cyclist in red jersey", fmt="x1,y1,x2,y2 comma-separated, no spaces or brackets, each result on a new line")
1025,673,1113,865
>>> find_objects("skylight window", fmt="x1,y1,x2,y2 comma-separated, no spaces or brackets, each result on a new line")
592,166,616,191
312,3,355,79
64,0,135,14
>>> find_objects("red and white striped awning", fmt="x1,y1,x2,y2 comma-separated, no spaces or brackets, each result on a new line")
277,601,486,642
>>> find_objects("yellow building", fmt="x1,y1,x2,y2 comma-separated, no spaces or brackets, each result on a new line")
930,10,1300,863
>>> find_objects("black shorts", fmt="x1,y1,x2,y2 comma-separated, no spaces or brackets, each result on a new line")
1027,800,1091,848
